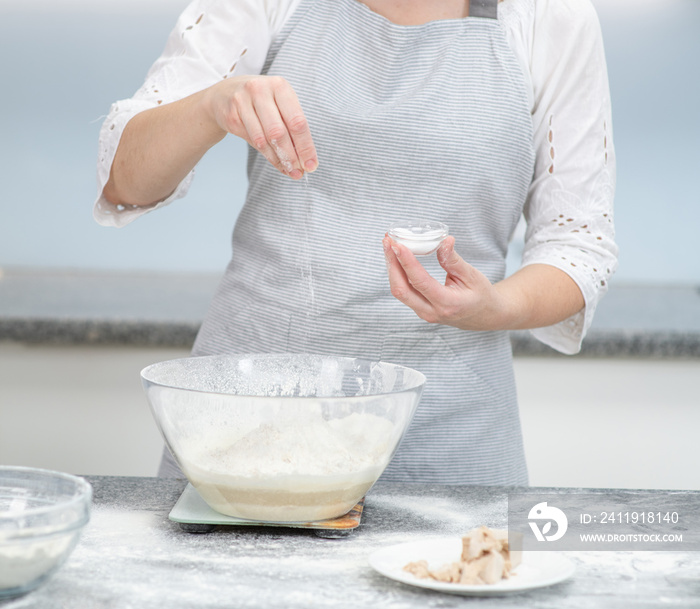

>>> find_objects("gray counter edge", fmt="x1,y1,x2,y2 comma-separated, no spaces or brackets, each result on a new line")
2,270,699,358
2,318,699,358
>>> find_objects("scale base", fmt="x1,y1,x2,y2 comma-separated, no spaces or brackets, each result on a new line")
169,484,365,537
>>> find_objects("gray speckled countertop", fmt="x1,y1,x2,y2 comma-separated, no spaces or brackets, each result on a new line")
1,268,699,356
5,477,700,609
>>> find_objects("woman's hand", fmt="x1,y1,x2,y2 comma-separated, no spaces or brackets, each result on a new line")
205,75,318,180
106,75,318,207
383,235,586,332
383,235,510,331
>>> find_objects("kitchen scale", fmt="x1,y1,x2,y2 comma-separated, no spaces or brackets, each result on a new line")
169,483,365,538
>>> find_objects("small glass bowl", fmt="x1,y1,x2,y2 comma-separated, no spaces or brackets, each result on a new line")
0,467,92,599
388,220,449,256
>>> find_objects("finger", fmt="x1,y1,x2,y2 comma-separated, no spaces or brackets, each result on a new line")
436,236,462,276
274,85,318,174
383,237,434,317
388,238,446,305
236,103,288,175
251,88,304,179
436,236,484,288
224,79,288,175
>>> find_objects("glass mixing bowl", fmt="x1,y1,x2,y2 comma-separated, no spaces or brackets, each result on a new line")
141,354,425,522
0,467,92,599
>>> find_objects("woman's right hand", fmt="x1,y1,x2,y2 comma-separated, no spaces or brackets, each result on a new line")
205,75,318,180
105,74,317,207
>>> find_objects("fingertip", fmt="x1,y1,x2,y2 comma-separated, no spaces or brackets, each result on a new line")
437,235,452,254
382,236,391,253
437,236,458,264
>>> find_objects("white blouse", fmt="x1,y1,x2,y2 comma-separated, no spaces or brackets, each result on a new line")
94,0,618,355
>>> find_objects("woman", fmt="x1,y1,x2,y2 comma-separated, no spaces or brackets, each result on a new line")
95,0,618,484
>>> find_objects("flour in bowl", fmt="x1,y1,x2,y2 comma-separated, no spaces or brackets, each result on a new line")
0,535,74,592
180,411,398,522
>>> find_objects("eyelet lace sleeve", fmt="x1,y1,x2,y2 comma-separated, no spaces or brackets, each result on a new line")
519,0,619,354
93,0,297,227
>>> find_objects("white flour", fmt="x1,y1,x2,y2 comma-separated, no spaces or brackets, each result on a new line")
0,534,74,591
181,412,397,522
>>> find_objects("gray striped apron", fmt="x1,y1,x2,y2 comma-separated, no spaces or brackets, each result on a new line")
161,0,535,485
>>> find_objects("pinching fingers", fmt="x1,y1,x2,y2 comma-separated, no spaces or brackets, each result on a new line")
274,85,318,174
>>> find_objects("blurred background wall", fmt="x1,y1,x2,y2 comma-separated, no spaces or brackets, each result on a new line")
0,0,698,283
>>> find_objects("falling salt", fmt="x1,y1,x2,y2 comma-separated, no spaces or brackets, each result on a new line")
270,139,316,329
301,172,316,322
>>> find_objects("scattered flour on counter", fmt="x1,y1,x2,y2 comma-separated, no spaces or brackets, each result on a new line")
87,508,161,546
368,494,505,533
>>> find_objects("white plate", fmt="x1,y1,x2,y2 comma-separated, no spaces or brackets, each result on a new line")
369,537,575,597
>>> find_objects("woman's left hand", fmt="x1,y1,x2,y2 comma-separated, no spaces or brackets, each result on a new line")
383,235,510,332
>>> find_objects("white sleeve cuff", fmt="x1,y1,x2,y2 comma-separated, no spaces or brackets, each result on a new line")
523,259,601,355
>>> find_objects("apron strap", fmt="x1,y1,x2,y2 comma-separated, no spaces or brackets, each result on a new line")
469,0,498,19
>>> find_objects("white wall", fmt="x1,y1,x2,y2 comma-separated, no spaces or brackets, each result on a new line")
0,343,182,477
1,342,698,490
515,357,700,490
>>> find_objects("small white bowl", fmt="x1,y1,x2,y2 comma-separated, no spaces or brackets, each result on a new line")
0,467,92,599
388,220,449,256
